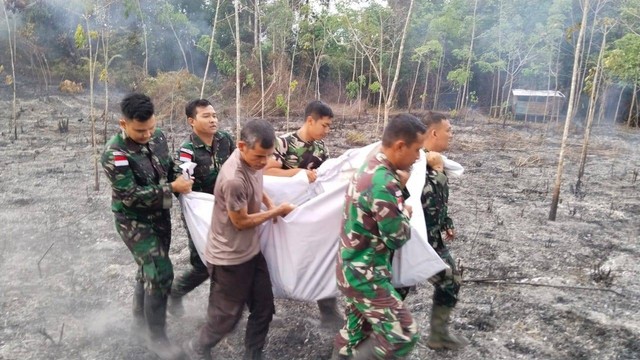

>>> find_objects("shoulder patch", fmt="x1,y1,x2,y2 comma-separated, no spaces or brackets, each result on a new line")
179,147,194,162
113,151,129,167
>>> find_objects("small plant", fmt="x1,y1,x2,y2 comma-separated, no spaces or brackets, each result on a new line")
346,131,368,146
590,264,614,287
275,94,287,116
58,118,69,133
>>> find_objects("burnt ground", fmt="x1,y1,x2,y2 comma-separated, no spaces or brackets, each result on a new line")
0,93,638,360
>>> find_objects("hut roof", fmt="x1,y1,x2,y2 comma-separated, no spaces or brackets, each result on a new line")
512,89,565,98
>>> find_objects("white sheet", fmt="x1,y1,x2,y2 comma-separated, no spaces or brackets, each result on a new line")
179,143,458,301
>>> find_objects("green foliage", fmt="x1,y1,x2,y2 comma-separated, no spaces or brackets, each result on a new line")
369,81,381,93
275,94,288,115
243,72,255,88
604,34,640,85
346,81,359,100
447,68,469,88
74,24,86,49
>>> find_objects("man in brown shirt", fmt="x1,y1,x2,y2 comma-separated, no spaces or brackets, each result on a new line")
188,119,295,360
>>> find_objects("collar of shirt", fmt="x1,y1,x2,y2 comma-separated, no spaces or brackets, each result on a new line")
190,132,213,153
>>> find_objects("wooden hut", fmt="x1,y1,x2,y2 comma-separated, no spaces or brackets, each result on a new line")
511,89,565,121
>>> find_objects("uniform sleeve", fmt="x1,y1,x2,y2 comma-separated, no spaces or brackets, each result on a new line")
226,132,237,153
272,136,289,169
176,141,195,165
223,178,247,212
422,168,450,230
371,177,412,250
101,148,173,210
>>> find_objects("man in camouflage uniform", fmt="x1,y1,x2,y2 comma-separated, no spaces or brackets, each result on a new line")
420,111,469,350
264,100,342,329
101,93,193,360
169,99,235,316
333,114,427,360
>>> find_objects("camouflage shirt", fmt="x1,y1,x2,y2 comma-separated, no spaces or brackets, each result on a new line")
176,130,235,194
274,131,329,170
101,129,180,221
421,152,454,250
337,152,412,298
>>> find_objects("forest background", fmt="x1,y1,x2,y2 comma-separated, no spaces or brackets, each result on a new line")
1,0,640,131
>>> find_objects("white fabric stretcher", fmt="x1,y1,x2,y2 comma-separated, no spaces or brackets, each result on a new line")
179,142,462,301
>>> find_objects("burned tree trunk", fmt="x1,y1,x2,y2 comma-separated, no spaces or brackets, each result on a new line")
549,0,590,221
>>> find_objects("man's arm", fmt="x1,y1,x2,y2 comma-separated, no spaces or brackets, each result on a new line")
101,148,192,210
263,158,317,182
263,157,303,177
372,176,412,250
227,203,295,230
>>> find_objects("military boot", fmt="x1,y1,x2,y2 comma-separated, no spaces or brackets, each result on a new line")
132,281,146,334
351,338,377,360
317,297,344,331
167,293,185,318
330,347,350,360
426,305,469,350
144,292,185,360
243,347,263,360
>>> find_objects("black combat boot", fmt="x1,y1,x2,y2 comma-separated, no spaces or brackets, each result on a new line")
317,297,344,331
144,292,185,360
132,281,146,334
243,347,263,360
351,337,377,360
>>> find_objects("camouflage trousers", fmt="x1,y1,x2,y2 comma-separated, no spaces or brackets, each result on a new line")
172,214,209,297
334,286,419,359
428,235,461,308
114,212,174,296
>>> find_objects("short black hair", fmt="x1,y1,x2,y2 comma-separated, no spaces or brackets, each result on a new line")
382,113,427,147
241,119,275,149
420,111,448,130
185,99,213,119
121,93,154,122
304,100,333,120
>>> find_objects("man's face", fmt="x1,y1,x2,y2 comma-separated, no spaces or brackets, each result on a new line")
189,105,218,138
239,141,274,170
120,116,157,144
307,116,332,141
395,134,427,171
425,119,453,152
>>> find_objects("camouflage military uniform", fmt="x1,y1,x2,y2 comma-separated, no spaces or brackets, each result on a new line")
274,131,328,170
334,152,419,359
421,153,461,308
101,129,181,296
172,130,235,296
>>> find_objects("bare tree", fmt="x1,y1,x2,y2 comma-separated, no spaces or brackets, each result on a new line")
549,0,590,221
576,20,612,189
134,0,149,76
2,0,17,139
234,0,241,139
382,0,414,127
460,0,479,110
201,0,223,98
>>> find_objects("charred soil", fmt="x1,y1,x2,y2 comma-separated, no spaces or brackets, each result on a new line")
0,94,639,360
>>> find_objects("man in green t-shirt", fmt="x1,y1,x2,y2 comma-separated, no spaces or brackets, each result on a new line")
263,100,342,329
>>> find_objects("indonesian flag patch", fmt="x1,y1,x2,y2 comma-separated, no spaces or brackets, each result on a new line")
113,151,129,167
179,148,194,162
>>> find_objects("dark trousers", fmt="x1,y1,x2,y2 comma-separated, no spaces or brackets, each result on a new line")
198,252,275,351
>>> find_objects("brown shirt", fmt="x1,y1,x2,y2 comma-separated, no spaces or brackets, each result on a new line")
205,149,264,266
